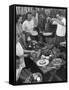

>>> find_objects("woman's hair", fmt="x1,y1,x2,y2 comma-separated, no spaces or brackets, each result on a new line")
25,12,32,19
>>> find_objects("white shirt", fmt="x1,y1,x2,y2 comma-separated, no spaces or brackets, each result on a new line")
22,19,34,33
53,17,66,37
16,42,26,81
16,42,24,56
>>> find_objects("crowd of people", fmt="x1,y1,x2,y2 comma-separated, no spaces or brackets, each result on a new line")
16,8,66,83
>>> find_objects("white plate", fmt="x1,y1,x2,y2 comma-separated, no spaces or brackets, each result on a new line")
52,58,62,66
60,41,66,45
60,42,66,47
36,59,49,67
31,31,38,36
43,32,52,36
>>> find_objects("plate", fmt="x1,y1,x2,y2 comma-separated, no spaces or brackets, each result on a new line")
60,41,66,45
43,32,52,36
31,31,38,36
36,59,49,67
52,58,62,66
60,42,66,47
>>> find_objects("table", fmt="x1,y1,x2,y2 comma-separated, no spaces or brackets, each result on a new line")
33,58,65,73
24,47,66,82
30,56,66,82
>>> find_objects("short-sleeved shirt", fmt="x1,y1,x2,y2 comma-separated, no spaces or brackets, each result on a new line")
22,19,34,33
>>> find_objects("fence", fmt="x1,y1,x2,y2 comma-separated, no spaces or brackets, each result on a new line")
16,6,66,18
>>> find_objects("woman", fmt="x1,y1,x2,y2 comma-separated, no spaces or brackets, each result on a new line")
16,15,27,81
22,12,38,42
22,12,35,34
16,41,25,81
16,15,23,36
16,15,26,47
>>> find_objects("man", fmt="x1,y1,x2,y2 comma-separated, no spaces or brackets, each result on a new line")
38,12,46,32
52,14,66,44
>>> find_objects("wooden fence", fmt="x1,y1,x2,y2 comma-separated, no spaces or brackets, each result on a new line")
16,6,66,17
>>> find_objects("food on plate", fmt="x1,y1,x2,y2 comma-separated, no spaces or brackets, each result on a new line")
37,59,49,66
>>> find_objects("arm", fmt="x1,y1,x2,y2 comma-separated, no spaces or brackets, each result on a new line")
22,21,28,32
22,21,30,33
35,13,38,26
52,18,65,26
32,13,38,27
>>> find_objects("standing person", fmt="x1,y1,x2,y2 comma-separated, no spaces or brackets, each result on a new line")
32,8,38,27
52,14,66,45
22,12,35,34
32,8,39,41
16,15,26,48
38,13,46,32
37,12,46,43
22,12,38,42
16,15,23,37
16,41,25,81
